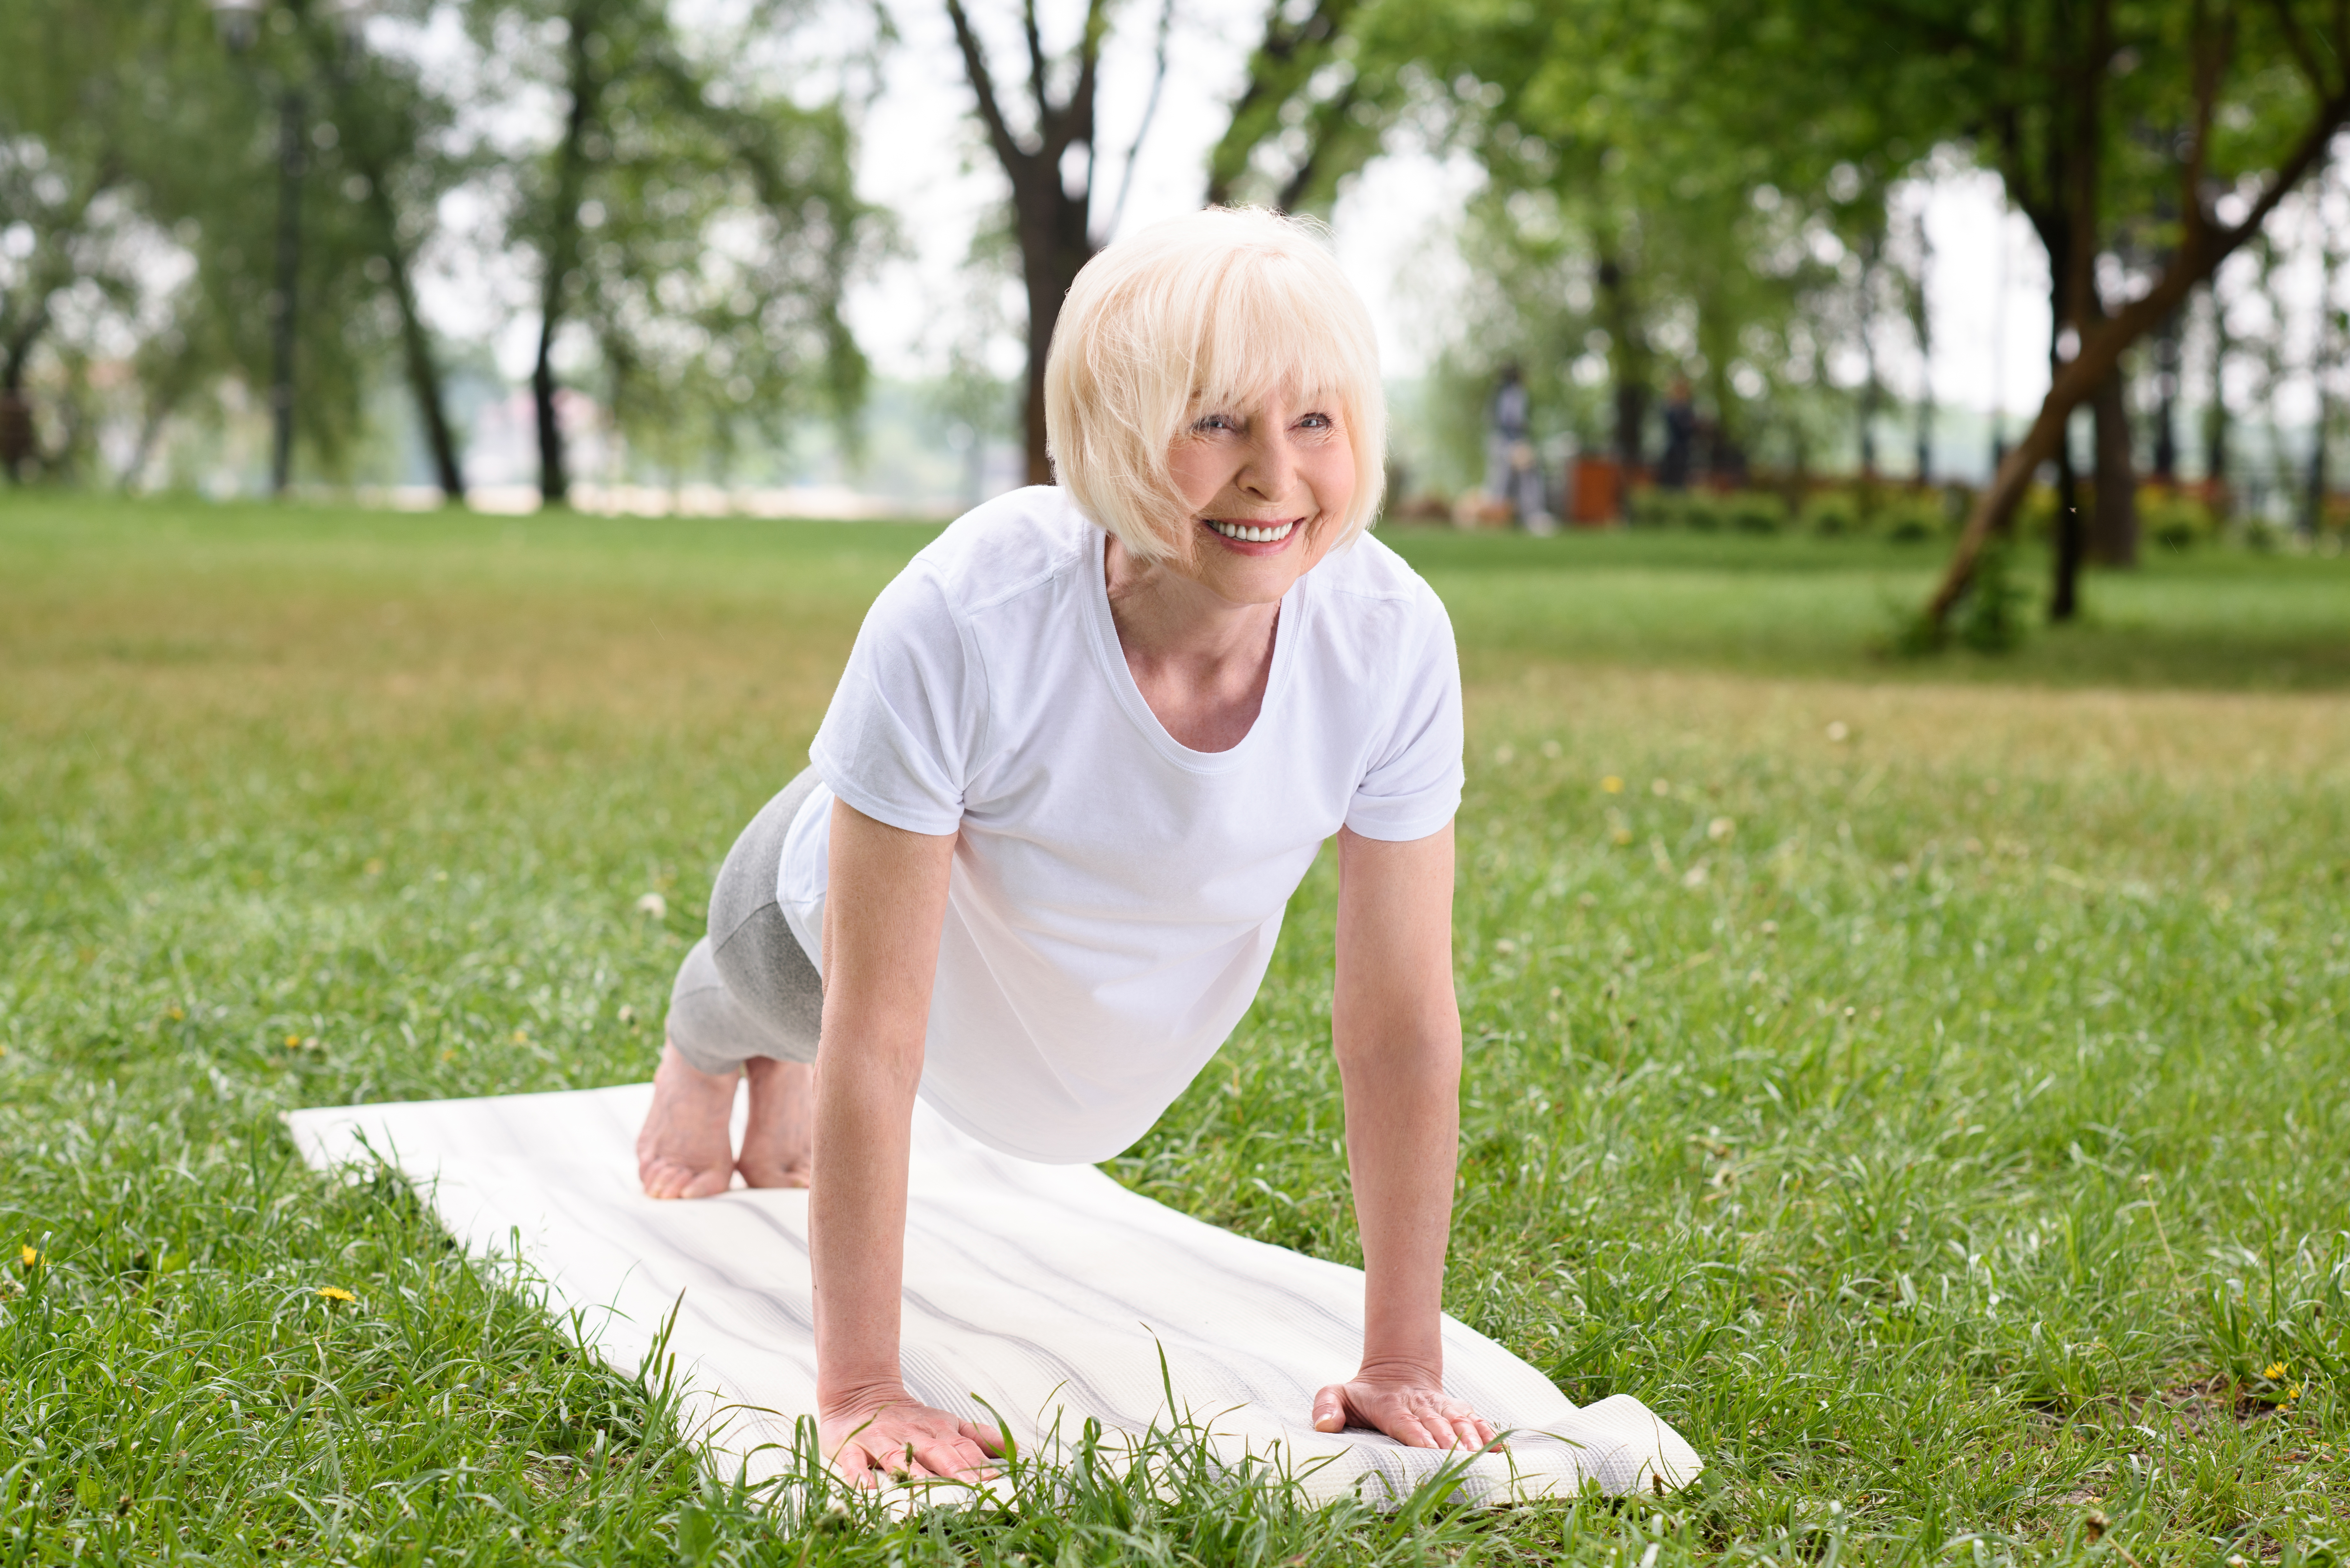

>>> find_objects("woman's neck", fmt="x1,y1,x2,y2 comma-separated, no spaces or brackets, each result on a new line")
1104,535,1282,754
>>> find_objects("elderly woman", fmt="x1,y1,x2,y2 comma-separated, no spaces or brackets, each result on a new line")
634,206,1491,1484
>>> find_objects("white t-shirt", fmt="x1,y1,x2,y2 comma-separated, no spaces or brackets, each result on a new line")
778,486,1462,1164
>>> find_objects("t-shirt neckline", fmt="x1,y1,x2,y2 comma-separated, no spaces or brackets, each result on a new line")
1080,523,1306,772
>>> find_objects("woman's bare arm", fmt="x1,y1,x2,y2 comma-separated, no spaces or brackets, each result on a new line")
1314,822,1495,1452
812,798,1002,1483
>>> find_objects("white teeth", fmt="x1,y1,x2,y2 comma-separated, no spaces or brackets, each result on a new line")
1210,519,1293,543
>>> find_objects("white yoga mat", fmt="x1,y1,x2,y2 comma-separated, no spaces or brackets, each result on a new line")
286,1083,1701,1507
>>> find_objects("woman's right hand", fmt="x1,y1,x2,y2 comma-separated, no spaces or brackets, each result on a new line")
820,1384,1004,1487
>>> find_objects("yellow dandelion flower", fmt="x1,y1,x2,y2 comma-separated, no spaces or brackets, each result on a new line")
1601,775,1625,794
316,1287,355,1303
2263,1362,2288,1381
285,1034,301,1048
19,1245,41,1267
512,1028,529,1043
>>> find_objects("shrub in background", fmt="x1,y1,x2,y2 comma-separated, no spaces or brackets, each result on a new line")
2140,486,2214,551
1801,492,1858,537
1625,489,1682,529
1881,492,1946,543
1724,490,1787,534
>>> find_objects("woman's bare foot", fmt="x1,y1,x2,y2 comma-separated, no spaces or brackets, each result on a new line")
738,1057,815,1188
637,1041,740,1199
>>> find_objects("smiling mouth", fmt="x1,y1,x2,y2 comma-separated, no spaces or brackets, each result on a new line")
1204,518,1299,544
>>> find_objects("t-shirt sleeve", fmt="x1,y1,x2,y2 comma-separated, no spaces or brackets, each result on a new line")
1343,588,1464,841
808,563,984,836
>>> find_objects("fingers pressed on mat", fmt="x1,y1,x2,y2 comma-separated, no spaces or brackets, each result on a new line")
914,1439,982,1478
1391,1417,1439,1448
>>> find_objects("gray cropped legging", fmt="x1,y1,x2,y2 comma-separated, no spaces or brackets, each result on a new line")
665,769,827,1074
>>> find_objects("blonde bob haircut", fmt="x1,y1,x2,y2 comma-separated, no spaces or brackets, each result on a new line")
1044,206,1385,565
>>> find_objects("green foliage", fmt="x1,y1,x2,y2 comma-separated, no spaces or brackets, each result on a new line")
4,499,2350,1562
1723,491,1789,535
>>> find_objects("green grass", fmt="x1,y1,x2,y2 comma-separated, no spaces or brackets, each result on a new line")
3,493,2347,1564
1376,527,2350,690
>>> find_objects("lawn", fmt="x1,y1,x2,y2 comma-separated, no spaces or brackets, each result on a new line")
3,494,2346,1565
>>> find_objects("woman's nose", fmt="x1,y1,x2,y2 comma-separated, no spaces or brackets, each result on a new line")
1237,435,1299,500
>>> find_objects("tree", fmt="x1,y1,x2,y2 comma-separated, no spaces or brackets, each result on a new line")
941,0,1110,486
1350,0,1898,503
489,0,873,504
1207,0,1391,212
0,4,155,482
1903,0,2350,633
303,11,474,502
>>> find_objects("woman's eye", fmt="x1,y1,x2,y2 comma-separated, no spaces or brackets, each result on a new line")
1296,412,1333,431
1194,413,1236,432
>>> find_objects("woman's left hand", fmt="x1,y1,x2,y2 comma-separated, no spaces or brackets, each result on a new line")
1311,1370,1498,1452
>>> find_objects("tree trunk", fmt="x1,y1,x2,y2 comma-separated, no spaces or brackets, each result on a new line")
2308,390,2331,535
2039,220,2085,621
534,1,602,509
2050,423,2083,622
2150,307,2181,481
1013,185,1094,487
1857,228,1882,490
364,179,465,503
1596,251,1646,516
2203,286,2230,512
1912,380,1933,487
2089,364,2136,564
269,86,306,498
2306,236,2338,535
0,325,41,483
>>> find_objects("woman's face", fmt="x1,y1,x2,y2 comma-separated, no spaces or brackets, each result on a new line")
1161,388,1357,607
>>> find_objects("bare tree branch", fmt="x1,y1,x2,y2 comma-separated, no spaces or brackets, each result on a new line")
1102,0,1174,238
1021,0,1050,141
1061,0,1111,160
944,0,1027,170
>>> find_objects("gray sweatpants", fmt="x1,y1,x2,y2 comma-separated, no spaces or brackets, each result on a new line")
665,769,826,1073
